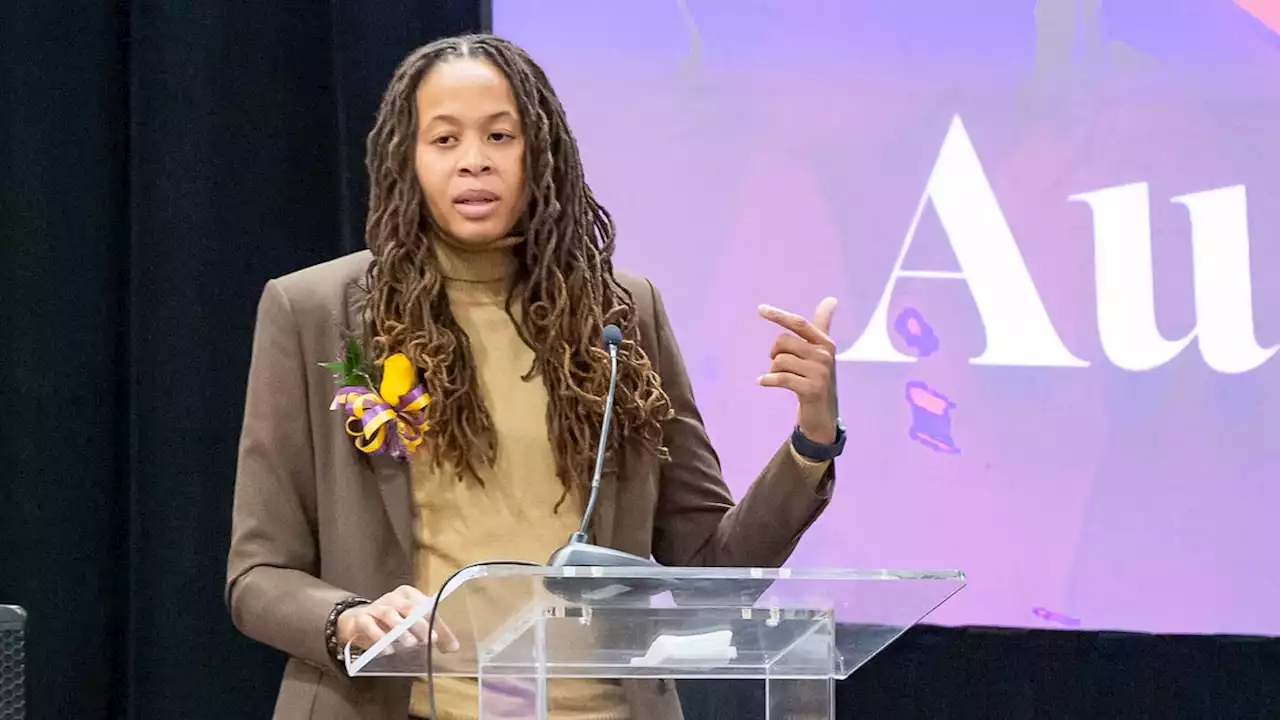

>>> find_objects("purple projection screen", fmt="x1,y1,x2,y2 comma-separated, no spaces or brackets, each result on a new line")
492,1,1280,636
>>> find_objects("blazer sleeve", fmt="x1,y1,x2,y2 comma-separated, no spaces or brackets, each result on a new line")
225,280,353,672
646,280,836,568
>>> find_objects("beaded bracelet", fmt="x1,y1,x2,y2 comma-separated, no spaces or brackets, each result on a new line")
325,596,372,666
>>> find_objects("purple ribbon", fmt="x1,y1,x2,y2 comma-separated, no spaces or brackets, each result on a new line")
333,384,430,458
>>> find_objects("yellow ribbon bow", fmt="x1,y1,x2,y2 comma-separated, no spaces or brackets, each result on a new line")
330,353,431,458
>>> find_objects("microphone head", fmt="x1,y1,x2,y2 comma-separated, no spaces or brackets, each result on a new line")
601,324,623,348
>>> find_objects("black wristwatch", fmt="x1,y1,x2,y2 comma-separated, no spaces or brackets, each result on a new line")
791,418,846,462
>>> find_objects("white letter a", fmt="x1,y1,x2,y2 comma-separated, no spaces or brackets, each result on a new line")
839,115,1088,367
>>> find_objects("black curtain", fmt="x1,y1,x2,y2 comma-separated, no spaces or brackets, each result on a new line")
0,2,483,717
682,626,1280,719
3,2,1280,719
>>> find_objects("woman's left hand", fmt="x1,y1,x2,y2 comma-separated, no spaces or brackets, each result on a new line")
757,298,840,444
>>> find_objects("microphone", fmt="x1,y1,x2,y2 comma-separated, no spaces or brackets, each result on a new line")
547,324,656,569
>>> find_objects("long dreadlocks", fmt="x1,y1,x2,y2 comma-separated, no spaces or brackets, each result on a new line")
361,34,672,500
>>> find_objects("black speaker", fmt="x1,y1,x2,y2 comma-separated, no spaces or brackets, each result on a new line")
0,606,25,720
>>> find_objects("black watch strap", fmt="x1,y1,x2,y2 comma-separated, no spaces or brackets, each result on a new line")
791,419,846,462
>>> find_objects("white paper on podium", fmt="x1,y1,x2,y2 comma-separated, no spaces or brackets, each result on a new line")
629,630,738,667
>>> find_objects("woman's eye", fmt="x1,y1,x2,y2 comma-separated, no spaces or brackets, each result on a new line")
433,136,457,147
489,132,513,143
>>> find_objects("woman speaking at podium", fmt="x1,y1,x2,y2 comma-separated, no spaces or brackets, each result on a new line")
226,33,843,720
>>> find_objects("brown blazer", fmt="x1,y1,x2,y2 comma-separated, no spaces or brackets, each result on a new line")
226,250,835,719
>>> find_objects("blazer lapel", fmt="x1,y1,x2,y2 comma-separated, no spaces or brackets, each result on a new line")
345,279,414,560
591,451,621,549
371,454,413,558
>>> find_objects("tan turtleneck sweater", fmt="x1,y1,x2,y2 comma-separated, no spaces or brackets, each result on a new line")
406,240,830,718
408,241,629,719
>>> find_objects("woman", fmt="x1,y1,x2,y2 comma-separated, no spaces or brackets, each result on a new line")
226,33,845,720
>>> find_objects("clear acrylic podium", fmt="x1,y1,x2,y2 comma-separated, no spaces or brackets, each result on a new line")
345,565,964,719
